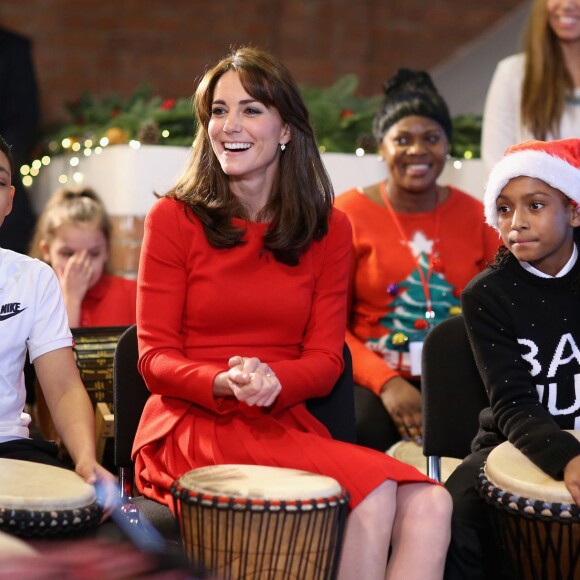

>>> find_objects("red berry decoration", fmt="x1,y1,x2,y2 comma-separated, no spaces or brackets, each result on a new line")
340,108,354,121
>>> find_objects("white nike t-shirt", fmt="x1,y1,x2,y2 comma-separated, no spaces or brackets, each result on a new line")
0,248,72,439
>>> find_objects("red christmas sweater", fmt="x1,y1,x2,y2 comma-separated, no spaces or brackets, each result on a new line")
334,185,500,395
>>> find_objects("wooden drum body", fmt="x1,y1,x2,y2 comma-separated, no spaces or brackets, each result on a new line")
478,432,580,580
171,464,350,580
0,459,102,537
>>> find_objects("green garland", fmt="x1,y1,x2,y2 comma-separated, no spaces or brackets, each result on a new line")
39,79,482,159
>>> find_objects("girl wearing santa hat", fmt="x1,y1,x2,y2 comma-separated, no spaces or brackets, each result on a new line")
445,138,580,579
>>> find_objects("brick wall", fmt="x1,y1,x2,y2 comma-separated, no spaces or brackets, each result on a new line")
1,0,526,127
0,0,526,277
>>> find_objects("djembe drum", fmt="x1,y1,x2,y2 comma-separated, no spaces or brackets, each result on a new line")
171,464,350,580
0,459,102,537
478,432,580,580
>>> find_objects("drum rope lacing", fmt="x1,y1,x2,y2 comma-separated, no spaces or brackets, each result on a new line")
170,480,350,512
477,467,580,523
0,503,102,537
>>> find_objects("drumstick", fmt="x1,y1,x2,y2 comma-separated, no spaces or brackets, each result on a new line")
93,480,195,574
94,480,161,548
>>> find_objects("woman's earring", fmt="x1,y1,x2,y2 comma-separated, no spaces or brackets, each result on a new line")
280,143,286,151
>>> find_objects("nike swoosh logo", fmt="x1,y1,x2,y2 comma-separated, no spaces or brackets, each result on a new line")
0,307,27,321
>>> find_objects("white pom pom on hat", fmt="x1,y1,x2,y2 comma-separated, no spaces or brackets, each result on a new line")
484,138,580,229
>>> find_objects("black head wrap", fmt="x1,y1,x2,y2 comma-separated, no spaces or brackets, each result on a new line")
372,68,452,143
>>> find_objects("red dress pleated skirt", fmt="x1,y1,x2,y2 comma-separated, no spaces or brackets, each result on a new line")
134,399,436,512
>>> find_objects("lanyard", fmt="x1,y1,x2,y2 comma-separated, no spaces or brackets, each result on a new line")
380,180,441,323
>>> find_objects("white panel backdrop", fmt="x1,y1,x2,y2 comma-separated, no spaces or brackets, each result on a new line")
29,145,487,217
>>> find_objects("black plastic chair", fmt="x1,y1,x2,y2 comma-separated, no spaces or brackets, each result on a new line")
113,324,356,537
113,325,179,541
421,314,489,482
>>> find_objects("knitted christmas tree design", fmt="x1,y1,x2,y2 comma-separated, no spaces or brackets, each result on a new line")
366,252,461,372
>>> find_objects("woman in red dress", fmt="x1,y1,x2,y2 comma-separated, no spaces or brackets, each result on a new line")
133,47,451,579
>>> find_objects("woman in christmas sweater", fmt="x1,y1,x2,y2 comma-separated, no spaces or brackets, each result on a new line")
335,69,499,452
133,47,452,579
445,138,580,579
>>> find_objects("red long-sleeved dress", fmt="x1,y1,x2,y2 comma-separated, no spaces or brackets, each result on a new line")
132,197,435,509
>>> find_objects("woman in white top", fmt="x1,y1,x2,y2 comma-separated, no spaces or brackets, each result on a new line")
482,0,580,173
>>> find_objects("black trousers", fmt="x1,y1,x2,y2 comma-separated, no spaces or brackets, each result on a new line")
444,448,510,580
0,438,65,468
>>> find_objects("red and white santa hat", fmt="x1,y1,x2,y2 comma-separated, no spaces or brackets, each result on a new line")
484,138,580,229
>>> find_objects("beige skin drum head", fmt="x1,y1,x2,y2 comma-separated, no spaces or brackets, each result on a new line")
0,458,102,538
176,464,343,501
484,430,580,505
0,530,38,559
0,459,96,510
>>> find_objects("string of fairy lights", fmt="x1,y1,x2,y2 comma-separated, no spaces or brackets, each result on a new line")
20,135,157,189
19,133,473,190
20,141,472,188
18,135,356,190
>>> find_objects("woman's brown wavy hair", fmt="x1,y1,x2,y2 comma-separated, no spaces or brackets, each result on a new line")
165,46,334,266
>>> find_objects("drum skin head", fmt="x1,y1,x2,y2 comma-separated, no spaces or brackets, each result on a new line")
0,530,38,558
176,464,343,501
485,430,580,505
0,458,96,509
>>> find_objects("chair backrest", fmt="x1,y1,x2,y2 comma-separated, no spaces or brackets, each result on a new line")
114,324,148,469
306,344,356,444
421,314,489,462
114,324,356,470
72,325,129,411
